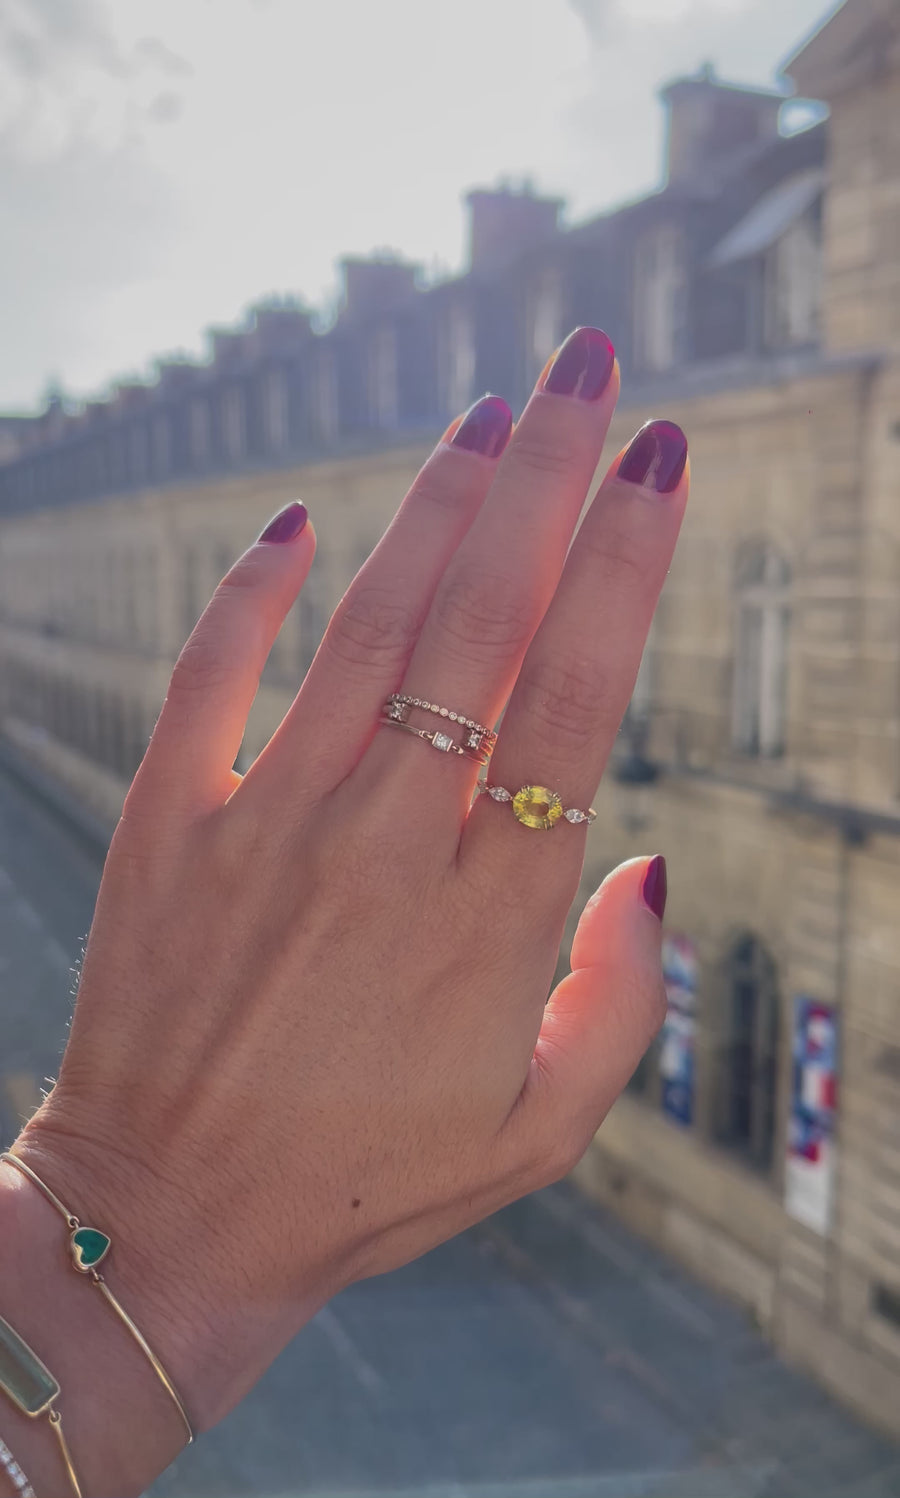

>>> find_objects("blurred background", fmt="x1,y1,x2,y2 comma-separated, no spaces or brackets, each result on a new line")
2,0,900,1493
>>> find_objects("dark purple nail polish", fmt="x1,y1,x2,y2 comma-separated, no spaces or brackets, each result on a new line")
258,501,308,544
541,327,616,401
618,420,688,494
641,855,668,923
450,394,514,458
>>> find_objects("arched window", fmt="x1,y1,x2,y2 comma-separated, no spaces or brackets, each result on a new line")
714,934,780,1172
732,542,791,757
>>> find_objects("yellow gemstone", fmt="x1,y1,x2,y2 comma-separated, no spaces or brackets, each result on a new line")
512,785,564,831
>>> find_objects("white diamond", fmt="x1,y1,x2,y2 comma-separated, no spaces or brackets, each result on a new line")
564,808,587,823
449,712,457,721
489,786,512,802
440,707,449,716
432,732,454,752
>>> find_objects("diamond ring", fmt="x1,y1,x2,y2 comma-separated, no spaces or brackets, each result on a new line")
475,782,596,831
380,694,497,764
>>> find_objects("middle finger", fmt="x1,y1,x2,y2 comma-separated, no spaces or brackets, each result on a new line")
366,327,619,813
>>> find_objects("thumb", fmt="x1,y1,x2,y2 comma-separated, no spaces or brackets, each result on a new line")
521,857,668,1164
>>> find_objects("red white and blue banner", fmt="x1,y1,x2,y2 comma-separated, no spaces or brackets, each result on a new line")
659,934,698,1126
785,997,838,1235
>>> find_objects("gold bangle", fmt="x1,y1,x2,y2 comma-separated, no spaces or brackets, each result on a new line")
0,1313,82,1498
1,1152,193,1447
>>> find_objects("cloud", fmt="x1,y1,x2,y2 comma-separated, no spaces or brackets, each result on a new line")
0,0,185,404
134,35,192,77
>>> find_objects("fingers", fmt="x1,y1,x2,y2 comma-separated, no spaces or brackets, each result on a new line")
365,326,621,824
237,396,513,807
500,857,668,1183
462,420,688,870
125,502,315,826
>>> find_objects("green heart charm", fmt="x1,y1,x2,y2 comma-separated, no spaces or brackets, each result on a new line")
70,1226,110,1272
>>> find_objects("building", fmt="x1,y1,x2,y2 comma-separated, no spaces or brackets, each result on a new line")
2,0,900,1437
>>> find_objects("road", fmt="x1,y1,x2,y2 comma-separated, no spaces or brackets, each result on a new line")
1,761,898,1498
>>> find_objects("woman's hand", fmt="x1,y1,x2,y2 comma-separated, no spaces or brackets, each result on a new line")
10,328,688,1485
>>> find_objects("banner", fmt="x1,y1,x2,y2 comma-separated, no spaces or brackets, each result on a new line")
659,934,698,1126
785,997,838,1235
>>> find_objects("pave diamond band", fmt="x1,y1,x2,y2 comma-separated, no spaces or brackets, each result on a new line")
476,782,597,831
381,694,497,764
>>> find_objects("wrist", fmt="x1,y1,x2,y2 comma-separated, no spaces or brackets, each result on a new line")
0,1151,189,1498
8,1108,338,1443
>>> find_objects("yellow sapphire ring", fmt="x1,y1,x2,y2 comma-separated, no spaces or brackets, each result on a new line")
475,781,597,831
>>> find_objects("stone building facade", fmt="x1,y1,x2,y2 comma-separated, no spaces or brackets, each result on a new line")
2,0,900,1437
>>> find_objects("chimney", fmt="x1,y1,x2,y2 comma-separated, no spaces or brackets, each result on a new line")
465,182,563,274
339,255,420,322
250,300,312,354
661,64,785,184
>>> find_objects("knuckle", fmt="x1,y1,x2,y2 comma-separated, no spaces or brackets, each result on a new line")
509,429,584,480
325,583,421,671
434,568,533,658
168,633,232,701
582,515,649,590
517,655,612,749
216,552,268,593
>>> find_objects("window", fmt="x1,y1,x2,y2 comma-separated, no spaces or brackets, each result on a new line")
436,303,475,417
633,224,685,372
713,935,780,1172
312,348,339,444
151,415,171,478
222,387,246,462
182,545,204,639
263,369,290,452
129,423,149,485
190,399,211,467
732,542,791,757
763,208,822,348
368,326,398,429
298,577,326,676
527,267,564,381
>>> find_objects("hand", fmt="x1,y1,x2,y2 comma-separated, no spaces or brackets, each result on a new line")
11,327,688,1481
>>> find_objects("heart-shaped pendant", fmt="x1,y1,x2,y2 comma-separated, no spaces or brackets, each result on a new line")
70,1227,110,1272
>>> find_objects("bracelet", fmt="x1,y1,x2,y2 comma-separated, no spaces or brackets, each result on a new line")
0,1313,81,1497
1,1152,193,1447
0,1434,37,1498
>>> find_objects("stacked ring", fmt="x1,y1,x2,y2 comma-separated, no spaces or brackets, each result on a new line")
475,781,596,831
380,695,497,764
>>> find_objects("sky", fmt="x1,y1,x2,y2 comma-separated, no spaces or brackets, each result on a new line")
0,0,837,410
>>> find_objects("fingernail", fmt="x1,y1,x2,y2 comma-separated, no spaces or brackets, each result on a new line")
540,326,616,401
258,501,308,543
618,420,688,494
449,394,513,458
641,855,667,922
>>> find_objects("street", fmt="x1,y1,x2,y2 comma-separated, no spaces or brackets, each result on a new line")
0,762,898,1498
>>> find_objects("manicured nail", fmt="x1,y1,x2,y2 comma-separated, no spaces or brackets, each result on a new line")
258,501,308,543
540,327,616,401
450,394,513,458
641,855,667,922
618,420,687,494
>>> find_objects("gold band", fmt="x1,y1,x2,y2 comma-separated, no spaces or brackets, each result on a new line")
475,781,597,831
1,1152,193,1447
0,1313,82,1497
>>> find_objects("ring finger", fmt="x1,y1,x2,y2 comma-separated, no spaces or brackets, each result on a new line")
462,419,689,873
